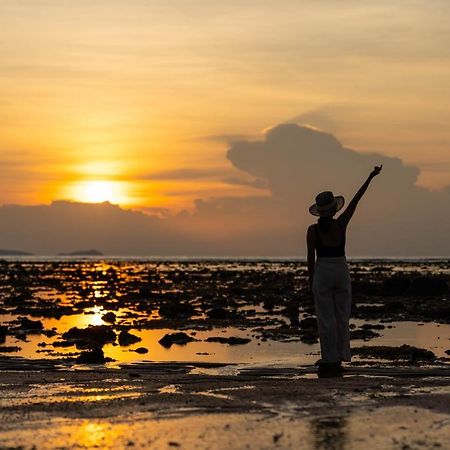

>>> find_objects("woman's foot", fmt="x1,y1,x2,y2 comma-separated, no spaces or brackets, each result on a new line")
317,361,343,378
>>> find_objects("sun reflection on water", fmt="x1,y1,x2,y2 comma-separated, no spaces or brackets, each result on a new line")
76,421,109,448
89,306,106,326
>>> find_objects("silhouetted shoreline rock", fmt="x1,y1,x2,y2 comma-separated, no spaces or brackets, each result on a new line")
57,249,103,256
118,330,142,346
352,345,436,361
0,259,448,364
0,249,33,256
62,325,116,349
76,347,109,363
205,336,251,345
159,332,197,348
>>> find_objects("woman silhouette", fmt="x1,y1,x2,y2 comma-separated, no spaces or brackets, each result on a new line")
307,165,382,375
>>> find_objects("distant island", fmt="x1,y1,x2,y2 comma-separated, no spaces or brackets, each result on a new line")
57,249,104,256
0,249,33,256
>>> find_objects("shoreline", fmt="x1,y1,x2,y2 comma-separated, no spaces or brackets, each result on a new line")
0,359,449,449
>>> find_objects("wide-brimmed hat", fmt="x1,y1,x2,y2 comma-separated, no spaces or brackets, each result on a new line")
309,191,345,217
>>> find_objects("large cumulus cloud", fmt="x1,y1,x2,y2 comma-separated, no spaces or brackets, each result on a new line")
190,123,450,256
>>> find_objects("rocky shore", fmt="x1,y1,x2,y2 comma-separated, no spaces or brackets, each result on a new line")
0,259,449,448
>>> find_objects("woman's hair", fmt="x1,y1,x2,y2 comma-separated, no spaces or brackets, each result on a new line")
318,216,334,232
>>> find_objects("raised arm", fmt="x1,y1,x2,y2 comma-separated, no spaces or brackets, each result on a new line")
338,165,382,228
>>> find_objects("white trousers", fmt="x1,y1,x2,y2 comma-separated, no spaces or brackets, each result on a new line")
312,256,352,363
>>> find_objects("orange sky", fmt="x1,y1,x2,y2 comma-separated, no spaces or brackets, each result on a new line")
1,0,449,212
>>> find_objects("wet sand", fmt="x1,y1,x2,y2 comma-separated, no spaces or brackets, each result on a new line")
0,360,449,449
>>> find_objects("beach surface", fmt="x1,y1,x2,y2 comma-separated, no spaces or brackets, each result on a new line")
0,259,449,448
0,360,449,449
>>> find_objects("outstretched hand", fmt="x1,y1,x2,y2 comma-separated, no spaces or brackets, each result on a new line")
370,165,383,178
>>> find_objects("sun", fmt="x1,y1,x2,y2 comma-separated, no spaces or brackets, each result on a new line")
68,180,128,204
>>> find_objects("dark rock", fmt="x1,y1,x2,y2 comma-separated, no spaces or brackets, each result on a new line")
76,347,106,363
384,301,405,313
42,329,58,337
300,317,317,329
159,301,196,318
62,325,116,348
52,340,75,348
383,277,410,296
300,334,319,344
102,312,117,323
411,277,448,296
0,326,7,343
158,332,196,348
205,336,251,345
58,249,103,256
207,307,228,320
350,328,381,341
263,299,276,310
118,330,142,346
352,344,435,361
133,347,149,354
17,317,43,332
0,346,21,353
352,280,381,296
361,323,385,330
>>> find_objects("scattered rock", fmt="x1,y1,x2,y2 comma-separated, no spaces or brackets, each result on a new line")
411,277,448,296
118,330,142,346
132,347,149,354
159,301,196,318
352,345,436,361
0,326,7,343
384,301,405,313
159,332,196,348
17,317,43,332
207,307,229,320
273,433,283,443
0,346,21,353
62,325,116,348
128,372,141,378
361,323,385,330
205,336,251,345
300,334,318,344
383,277,410,296
350,328,381,341
300,317,317,329
76,347,106,364
52,340,75,348
102,312,117,323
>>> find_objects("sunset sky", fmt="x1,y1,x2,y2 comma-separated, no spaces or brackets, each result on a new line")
2,0,450,214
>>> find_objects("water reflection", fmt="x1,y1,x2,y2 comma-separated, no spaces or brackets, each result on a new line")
311,416,347,450
75,421,109,448
1,260,449,366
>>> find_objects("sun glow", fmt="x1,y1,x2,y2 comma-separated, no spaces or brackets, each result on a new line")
67,180,129,205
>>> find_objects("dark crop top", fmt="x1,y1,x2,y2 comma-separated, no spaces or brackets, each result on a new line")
315,220,346,258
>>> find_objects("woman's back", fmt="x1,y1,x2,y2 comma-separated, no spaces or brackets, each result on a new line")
314,219,345,257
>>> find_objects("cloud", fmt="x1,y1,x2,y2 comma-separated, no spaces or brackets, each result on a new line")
220,176,268,189
1,123,449,256
227,123,420,200
142,167,230,181
196,123,449,255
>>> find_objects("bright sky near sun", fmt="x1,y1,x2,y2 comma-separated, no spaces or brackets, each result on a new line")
1,0,450,210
